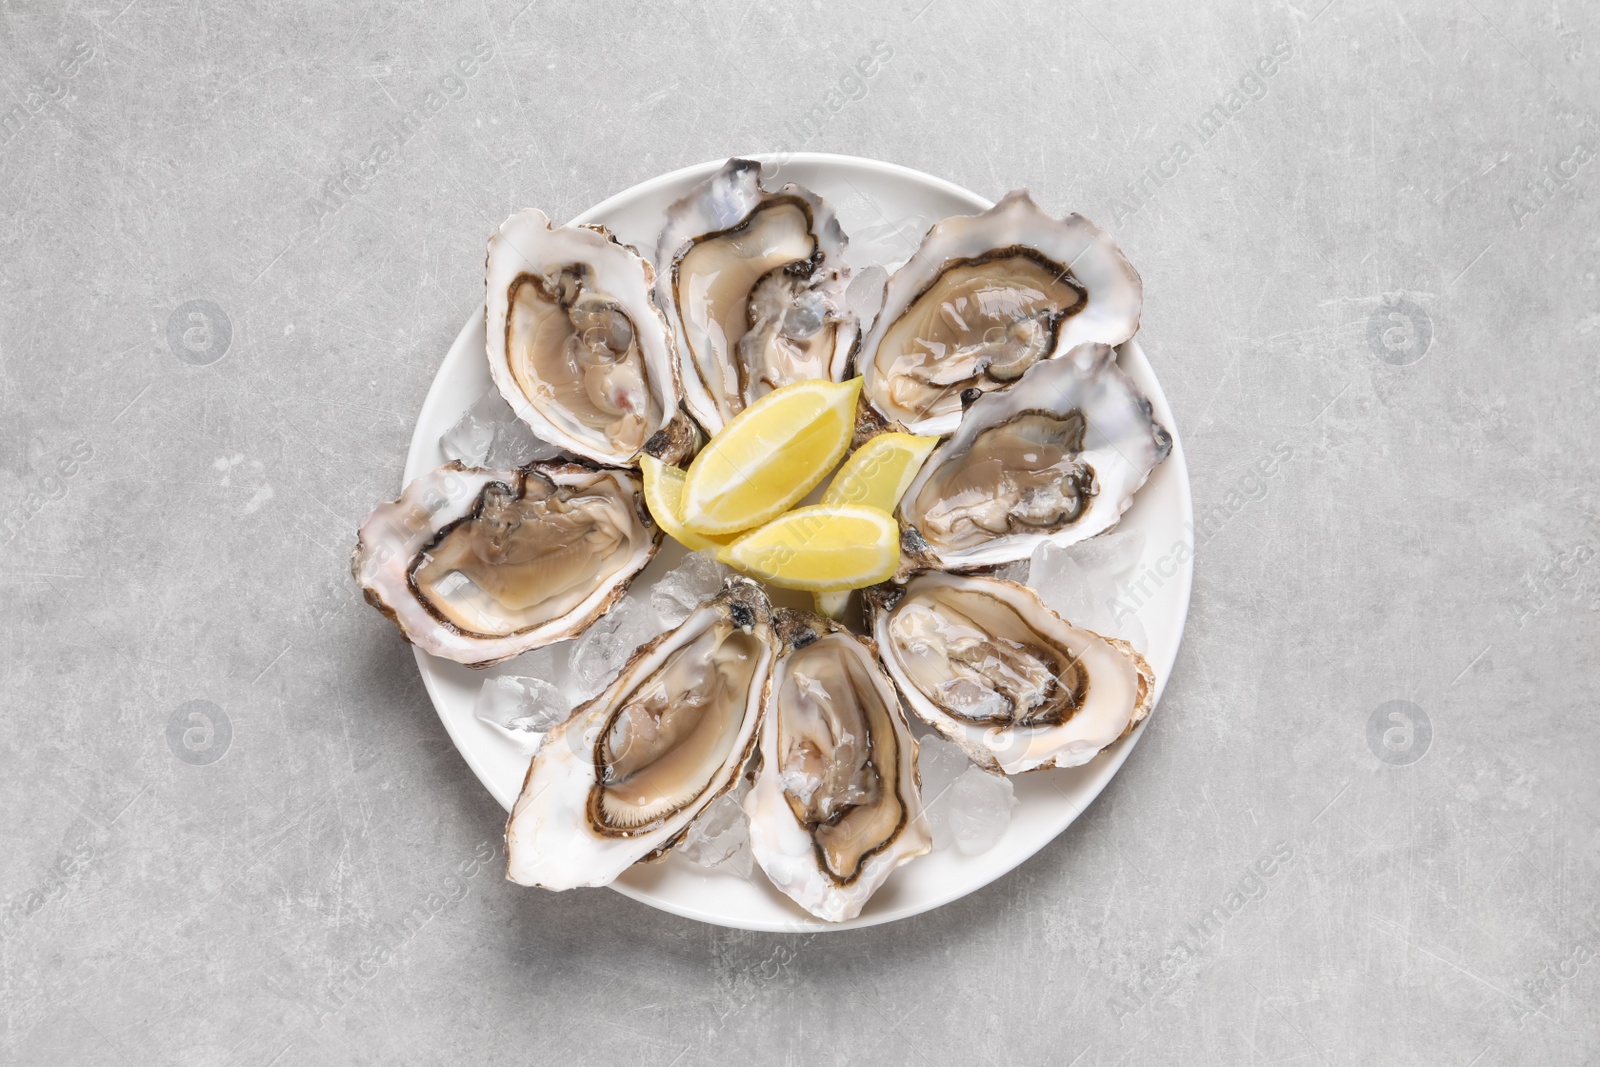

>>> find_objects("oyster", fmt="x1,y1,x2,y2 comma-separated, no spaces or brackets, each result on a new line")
744,611,931,922
487,209,690,467
351,461,658,667
657,158,857,434
898,343,1171,570
506,579,775,890
867,573,1154,775
857,191,1141,436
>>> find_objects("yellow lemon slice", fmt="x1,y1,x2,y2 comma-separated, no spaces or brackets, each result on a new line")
640,454,733,553
682,378,862,536
821,431,939,514
721,504,899,592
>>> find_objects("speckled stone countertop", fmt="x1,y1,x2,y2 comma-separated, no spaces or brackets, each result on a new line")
2,1,1597,1063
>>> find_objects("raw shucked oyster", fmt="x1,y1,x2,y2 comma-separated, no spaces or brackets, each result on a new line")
657,158,858,435
857,191,1141,436
898,343,1171,571
867,573,1154,775
506,578,775,890
744,610,931,922
351,461,658,668
487,209,691,467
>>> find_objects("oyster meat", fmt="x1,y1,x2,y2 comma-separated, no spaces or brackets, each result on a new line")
744,610,931,922
657,158,857,434
351,461,658,667
898,343,1171,570
506,578,775,889
857,191,1141,436
868,573,1154,775
487,209,689,467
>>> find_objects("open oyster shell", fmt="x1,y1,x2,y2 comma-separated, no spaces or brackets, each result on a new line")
351,461,659,668
656,158,858,435
487,209,691,467
506,578,775,890
897,343,1171,571
744,610,931,922
857,191,1141,436
867,573,1154,775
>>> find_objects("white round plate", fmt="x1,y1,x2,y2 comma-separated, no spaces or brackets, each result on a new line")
403,153,1192,932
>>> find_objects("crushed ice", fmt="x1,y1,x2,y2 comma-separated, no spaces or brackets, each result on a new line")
568,595,662,704
914,730,1016,855
649,550,732,630
948,769,1017,857
474,671,571,756
676,774,754,877
845,264,888,330
440,386,560,469
838,209,933,275
1027,528,1149,652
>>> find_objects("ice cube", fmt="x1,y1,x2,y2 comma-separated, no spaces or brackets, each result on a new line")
676,778,754,877
948,767,1017,856
440,387,560,469
845,265,888,330
1028,540,1150,652
649,550,732,630
516,642,567,684
1028,543,1108,628
474,674,571,755
568,597,662,703
842,215,933,274
1108,607,1149,656
439,400,494,467
915,731,972,801
1068,527,1146,579
914,730,974,852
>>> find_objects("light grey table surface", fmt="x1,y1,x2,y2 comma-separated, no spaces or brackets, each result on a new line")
3,1,1597,1064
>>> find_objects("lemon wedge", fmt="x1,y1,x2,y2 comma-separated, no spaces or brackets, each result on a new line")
821,431,939,515
721,504,899,592
682,378,861,536
640,454,733,553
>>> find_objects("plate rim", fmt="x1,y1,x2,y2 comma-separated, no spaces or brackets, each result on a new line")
403,152,1193,932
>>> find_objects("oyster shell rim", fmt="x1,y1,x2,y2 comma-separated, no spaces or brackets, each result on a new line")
350,459,661,669
485,208,689,468
865,571,1155,776
894,341,1173,572
855,189,1143,437
743,608,933,922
